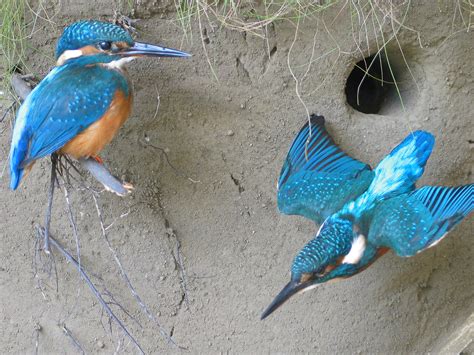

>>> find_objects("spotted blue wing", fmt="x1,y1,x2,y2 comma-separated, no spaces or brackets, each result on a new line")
9,58,128,189
364,131,434,202
277,115,374,224
368,185,473,256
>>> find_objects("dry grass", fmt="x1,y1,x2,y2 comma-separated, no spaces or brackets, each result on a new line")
0,0,59,96
174,0,472,37
0,0,28,87
176,0,339,38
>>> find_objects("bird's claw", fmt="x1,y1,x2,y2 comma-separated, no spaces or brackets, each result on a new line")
123,182,134,193
108,181,134,196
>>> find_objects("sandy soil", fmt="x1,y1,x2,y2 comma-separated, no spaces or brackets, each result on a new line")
0,1,473,353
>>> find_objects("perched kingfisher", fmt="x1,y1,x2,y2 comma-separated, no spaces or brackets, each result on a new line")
9,20,190,190
261,115,473,319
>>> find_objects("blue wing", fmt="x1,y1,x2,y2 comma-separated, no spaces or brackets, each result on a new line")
368,184,473,256
365,131,434,202
9,60,129,189
343,130,435,218
277,115,374,224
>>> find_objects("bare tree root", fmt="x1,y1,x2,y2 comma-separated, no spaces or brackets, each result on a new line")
33,323,41,355
60,323,86,355
42,154,58,254
78,157,134,196
165,224,190,310
43,230,145,354
0,102,15,124
90,193,181,348
60,156,181,351
139,139,200,184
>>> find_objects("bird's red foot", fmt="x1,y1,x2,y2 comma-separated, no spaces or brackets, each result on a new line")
93,155,103,164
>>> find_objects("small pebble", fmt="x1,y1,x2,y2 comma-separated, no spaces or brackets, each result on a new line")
226,130,234,136
97,340,105,349
240,103,246,109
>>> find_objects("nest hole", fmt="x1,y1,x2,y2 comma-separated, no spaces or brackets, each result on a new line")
345,50,415,115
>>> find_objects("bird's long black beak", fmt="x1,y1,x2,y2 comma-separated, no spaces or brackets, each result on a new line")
261,280,305,320
121,41,191,58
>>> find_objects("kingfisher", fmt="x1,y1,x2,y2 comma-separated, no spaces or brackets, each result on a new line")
9,20,190,190
261,115,473,319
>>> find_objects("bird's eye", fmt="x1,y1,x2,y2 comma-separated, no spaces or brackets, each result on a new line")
98,41,112,51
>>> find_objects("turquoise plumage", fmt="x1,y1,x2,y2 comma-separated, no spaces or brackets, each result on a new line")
56,21,134,58
277,115,374,224
369,185,473,257
9,20,190,190
262,115,473,319
10,55,129,188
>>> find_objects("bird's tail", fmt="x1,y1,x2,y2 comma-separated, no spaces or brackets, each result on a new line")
9,159,24,190
9,143,27,190
366,130,434,202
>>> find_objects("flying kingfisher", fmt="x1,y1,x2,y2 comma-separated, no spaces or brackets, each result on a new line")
9,20,190,190
261,115,473,319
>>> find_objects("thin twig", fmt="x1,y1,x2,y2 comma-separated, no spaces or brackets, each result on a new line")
45,232,145,355
0,101,16,124
91,193,180,348
60,323,86,355
57,175,85,325
197,4,219,81
43,154,58,254
152,84,161,121
140,139,200,183
33,324,40,355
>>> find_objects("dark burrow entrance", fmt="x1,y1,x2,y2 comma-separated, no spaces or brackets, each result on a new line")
345,53,398,114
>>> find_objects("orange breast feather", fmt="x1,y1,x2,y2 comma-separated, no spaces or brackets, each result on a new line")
60,90,132,159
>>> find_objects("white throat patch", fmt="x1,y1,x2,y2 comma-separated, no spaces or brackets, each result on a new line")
105,57,135,70
342,234,366,265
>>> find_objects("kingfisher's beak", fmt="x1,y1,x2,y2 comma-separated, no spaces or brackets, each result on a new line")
121,41,191,58
261,280,306,320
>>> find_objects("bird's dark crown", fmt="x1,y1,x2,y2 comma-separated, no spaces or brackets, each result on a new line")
56,20,134,59
291,217,354,280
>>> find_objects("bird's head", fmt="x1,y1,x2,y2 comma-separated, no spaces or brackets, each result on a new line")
55,20,190,66
261,217,366,319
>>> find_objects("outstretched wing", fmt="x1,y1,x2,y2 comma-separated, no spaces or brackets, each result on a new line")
368,184,473,257
9,61,128,189
277,114,374,224
363,130,434,203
